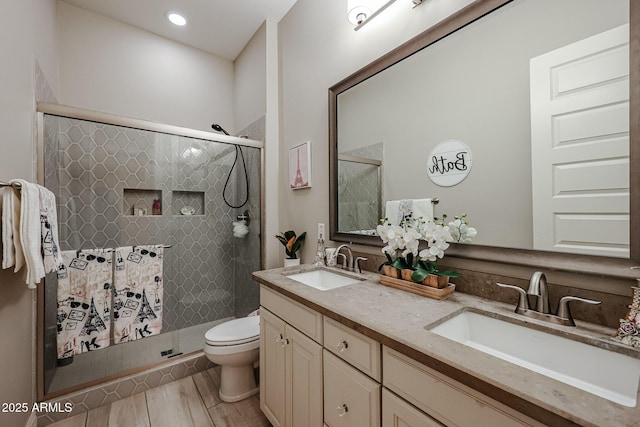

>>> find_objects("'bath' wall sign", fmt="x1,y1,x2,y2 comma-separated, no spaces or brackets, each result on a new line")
427,140,472,187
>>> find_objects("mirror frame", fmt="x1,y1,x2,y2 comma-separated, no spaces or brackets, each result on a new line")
329,0,640,279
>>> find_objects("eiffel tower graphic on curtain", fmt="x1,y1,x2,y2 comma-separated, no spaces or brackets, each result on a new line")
135,289,158,323
81,297,107,336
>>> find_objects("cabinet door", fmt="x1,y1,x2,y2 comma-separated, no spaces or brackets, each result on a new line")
382,388,443,427
286,324,323,427
260,307,287,427
324,350,380,427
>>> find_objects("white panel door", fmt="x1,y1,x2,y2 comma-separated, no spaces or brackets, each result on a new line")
530,24,629,257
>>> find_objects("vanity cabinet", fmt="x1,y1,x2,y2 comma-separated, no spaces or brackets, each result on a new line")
323,315,382,427
259,284,542,427
260,287,323,427
383,346,544,427
324,350,381,427
323,316,381,381
382,388,444,427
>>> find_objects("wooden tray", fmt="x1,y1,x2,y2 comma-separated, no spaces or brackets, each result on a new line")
379,275,455,300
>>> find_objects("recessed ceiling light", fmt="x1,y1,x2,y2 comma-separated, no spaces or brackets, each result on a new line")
166,11,187,26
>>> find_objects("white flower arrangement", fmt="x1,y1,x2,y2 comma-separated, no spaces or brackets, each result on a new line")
377,213,477,282
446,214,478,244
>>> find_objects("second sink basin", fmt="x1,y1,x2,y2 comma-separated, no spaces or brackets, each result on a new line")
286,269,364,291
429,309,640,407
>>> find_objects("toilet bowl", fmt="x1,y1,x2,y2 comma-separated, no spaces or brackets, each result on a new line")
204,315,260,402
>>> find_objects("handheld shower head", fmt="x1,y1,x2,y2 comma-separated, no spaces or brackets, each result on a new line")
211,124,230,135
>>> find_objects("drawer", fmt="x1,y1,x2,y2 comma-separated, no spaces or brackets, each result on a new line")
324,350,380,427
324,317,381,381
382,346,543,427
382,388,443,427
260,285,323,344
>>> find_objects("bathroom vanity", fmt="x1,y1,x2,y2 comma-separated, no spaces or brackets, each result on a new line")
253,265,640,427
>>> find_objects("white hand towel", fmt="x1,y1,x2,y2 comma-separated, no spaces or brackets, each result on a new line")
412,198,434,223
0,187,16,269
385,198,434,225
385,199,414,225
2,186,25,271
11,179,45,288
39,186,62,273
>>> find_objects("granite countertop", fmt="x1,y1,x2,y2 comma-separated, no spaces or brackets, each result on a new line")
252,264,640,427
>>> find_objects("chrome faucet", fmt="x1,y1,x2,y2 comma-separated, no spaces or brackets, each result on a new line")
527,271,550,314
497,271,601,327
334,244,354,271
326,244,367,273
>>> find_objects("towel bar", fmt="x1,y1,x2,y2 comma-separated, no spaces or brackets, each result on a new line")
0,181,22,189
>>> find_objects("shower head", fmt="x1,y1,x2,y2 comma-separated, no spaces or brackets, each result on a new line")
211,124,230,135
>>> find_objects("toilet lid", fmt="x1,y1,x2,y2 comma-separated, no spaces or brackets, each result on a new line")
205,316,260,346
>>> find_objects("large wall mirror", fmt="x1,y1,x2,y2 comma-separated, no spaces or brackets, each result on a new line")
329,0,640,278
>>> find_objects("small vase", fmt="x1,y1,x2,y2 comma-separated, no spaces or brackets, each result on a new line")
401,269,415,282
614,286,640,348
284,258,300,268
382,265,400,279
421,274,449,289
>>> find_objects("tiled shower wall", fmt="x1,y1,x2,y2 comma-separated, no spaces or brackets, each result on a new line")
338,142,383,232
42,114,262,393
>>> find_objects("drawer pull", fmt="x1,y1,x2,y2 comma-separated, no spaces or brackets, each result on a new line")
336,340,349,352
336,403,349,417
281,338,290,347
275,333,284,343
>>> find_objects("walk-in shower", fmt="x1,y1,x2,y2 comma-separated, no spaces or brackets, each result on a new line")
37,104,263,399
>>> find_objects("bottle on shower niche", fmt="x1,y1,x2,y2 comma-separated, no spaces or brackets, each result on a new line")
152,199,162,215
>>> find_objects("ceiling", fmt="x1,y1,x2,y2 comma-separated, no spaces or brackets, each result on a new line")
60,0,299,61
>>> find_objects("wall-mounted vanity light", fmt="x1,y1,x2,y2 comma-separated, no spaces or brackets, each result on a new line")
348,0,426,31
348,0,397,30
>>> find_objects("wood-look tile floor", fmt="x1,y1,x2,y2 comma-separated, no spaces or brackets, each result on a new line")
49,367,271,427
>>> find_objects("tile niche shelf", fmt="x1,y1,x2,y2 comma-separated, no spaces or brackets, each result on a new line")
172,191,205,216
123,188,163,216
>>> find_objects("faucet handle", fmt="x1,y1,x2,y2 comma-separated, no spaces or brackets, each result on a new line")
355,257,368,273
556,296,601,326
497,283,530,313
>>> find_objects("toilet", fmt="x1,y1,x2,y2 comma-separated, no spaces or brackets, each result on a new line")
203,315,260,402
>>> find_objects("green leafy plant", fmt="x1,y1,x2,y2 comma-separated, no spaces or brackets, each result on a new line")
275,230,307,259
411,260,462,282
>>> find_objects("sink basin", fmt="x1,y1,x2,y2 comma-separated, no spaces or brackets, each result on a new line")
429,310,640,407
286,269,363,291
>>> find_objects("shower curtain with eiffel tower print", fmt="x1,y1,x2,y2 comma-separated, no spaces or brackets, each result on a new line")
56,248,113,359
113,245,163,343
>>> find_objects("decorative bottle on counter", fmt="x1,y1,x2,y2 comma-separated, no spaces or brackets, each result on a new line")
152,199,162,215
613,283,640,348
313,238,326,266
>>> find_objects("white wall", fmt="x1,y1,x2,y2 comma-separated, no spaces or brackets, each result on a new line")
235,23,267,133
278,0,473,263
0,0,58,425
57,1,235,133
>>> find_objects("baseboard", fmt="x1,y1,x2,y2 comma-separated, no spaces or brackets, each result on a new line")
25,412,37,427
